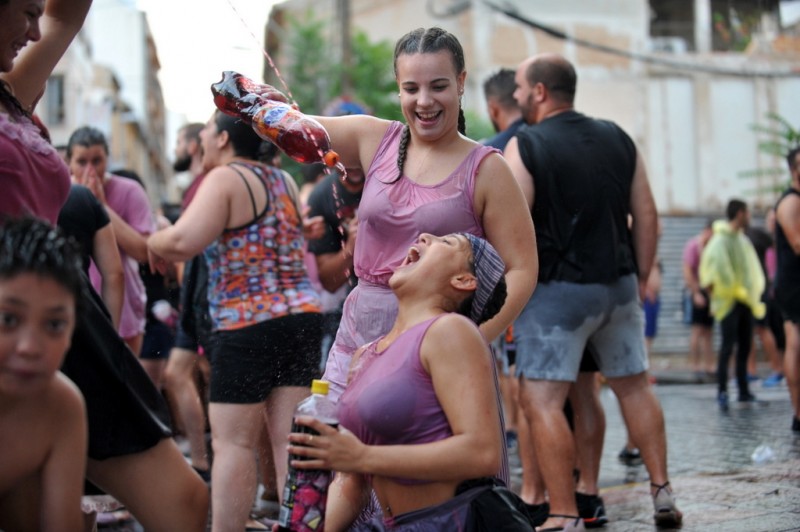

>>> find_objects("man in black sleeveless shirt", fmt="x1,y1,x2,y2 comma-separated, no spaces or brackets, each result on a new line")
504,53,682,530
774,146,800,432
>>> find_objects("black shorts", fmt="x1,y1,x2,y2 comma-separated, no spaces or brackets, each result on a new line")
173,318,199,351
776,287,800,324
691,291,714,327
139,320,174,360
208,313,323,404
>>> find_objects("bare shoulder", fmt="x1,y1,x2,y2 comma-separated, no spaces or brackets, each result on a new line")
51,372,86,412
477,150,513,175
425,314,486,353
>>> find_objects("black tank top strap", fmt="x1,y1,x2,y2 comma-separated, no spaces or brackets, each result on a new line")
227,162,260,220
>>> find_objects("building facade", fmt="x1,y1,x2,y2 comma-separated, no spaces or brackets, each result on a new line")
267,0,800,214
35,0,171,207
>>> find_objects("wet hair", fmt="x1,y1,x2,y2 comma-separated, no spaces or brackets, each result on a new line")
0,217,84,310
525,55,577,103
66,126,109,160
786,146,800,172
393,27,466,182
726,198,747,221
483,68,517,111
257,139,280,165
213,110,264,160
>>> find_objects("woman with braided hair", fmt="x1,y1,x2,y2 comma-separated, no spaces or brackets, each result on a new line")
313,27,537,406
289,233,532,531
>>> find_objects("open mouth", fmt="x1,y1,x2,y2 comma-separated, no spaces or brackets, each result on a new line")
400,245,421,267
416,111,442,125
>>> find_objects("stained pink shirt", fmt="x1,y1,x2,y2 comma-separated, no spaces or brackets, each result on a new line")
682,236,702,278
338,316,452,484
354,121,494,286
0,113,70,223
89,175,156,339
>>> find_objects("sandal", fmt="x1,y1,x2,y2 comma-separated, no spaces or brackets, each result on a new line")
536,514,585,532
651,482,683,528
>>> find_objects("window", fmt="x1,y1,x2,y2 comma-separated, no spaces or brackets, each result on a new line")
46,75,65,125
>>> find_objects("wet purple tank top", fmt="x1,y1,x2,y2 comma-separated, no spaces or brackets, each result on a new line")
355,121,495,286
338,316,451,484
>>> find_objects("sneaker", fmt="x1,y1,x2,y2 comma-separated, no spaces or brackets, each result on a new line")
718,391,729,411
763,373,784,387
747,373,760,382
738,392,758,403
524,502,549,528
792,417,800,432
576,492,608,528
618,446,643,466
652,482,683,528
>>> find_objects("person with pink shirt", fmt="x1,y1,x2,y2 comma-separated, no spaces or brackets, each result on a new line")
682,219,716,378
313,27,537,404
66,126,156,357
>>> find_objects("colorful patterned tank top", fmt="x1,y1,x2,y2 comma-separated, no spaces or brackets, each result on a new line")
204,162,321,331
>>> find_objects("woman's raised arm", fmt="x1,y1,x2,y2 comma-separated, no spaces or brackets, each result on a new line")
3,0,93,111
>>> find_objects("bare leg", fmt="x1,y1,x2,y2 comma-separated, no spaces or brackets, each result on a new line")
138,358,167,390
606,372,669,489
87,438,209,532
569,373,605,495
747,338,758,376
699,326,715,373
209,402,264,532
519,379,577,530
265,386,310,500
164,347,209,471
757,325,784,374
257,416,279,501
124,333,144,358
688,325,702,372
784,322,800,420
513,375,546,506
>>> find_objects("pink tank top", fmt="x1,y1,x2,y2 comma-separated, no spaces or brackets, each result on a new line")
355,121,496,286
338,315,451,484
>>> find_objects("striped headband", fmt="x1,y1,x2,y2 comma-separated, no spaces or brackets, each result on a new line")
460,233,506,323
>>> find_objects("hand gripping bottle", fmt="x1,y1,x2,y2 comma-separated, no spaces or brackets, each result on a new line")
211,71,344,173
277,379,338,531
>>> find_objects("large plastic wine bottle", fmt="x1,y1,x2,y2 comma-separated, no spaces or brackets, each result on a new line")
211,71,343,172
277,379,338,532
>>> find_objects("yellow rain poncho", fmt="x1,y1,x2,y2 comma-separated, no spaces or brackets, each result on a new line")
699,219,765,321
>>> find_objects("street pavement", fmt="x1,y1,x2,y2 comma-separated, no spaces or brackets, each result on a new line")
506,355,800,531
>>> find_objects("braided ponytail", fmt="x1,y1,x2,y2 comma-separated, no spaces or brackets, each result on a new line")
0,80,32,120
394,125,412,183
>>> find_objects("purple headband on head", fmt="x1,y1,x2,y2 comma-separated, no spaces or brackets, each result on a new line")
460,233,506,323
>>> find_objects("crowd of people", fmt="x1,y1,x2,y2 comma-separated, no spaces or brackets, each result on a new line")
2,1,800,531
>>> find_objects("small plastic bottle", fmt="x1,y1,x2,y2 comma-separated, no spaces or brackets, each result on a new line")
277,379,338,532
